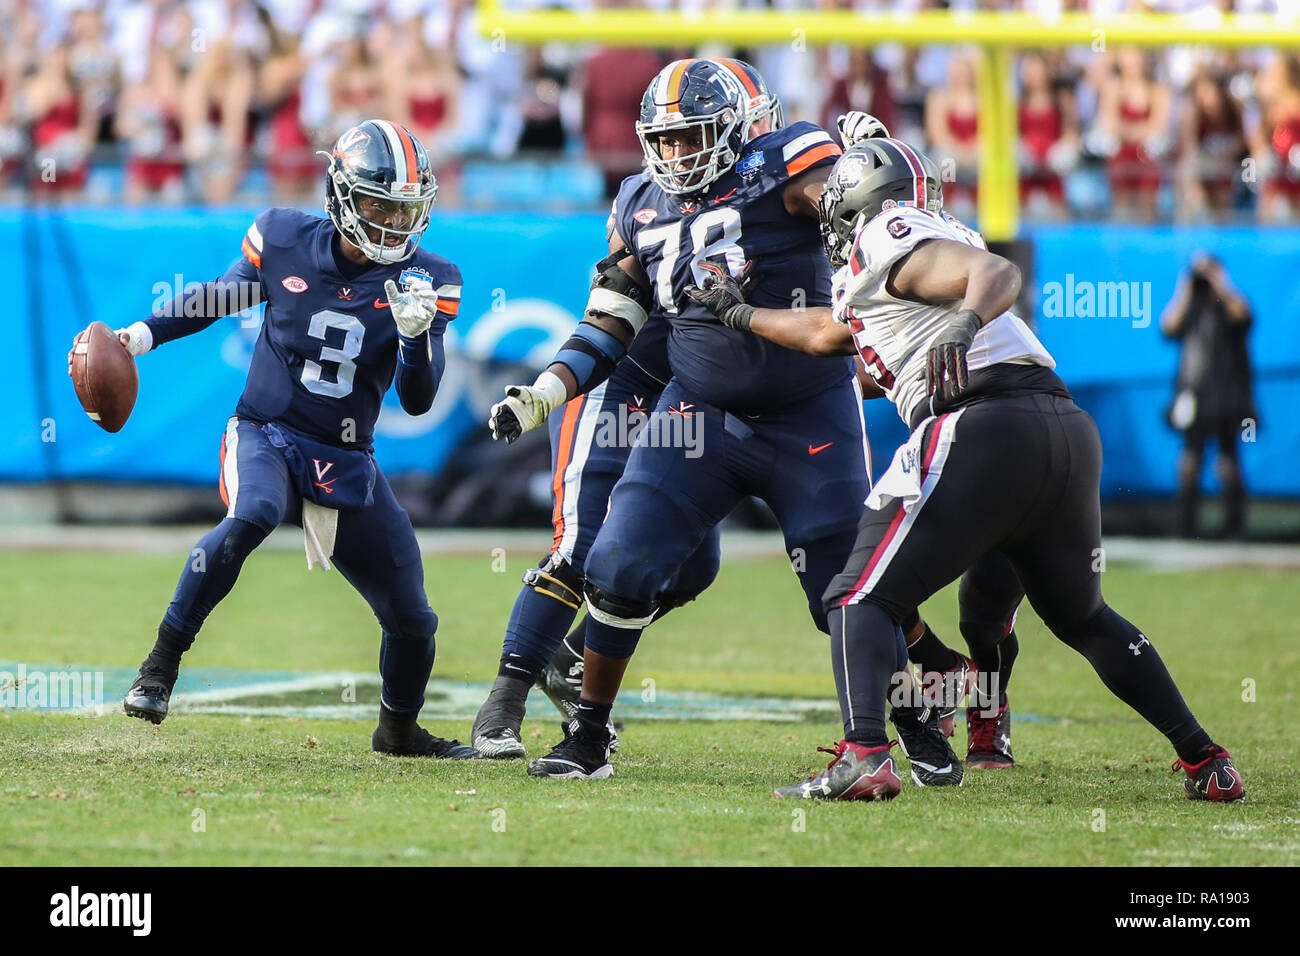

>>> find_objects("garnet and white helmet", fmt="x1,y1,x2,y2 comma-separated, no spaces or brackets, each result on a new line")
321,119,438,265
636,58,750,196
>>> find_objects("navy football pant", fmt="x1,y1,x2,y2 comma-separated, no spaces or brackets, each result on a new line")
501,376,721,672
822,394,1212,757
163,418,437,713
583,377,871,659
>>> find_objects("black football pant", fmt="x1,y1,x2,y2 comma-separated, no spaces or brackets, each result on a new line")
821,393,1214,761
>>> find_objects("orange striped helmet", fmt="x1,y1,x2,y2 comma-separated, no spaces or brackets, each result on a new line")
321,119,438,264
636,59,750,196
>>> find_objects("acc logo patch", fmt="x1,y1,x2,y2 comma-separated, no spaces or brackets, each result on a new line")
282,276,309,293
399,266,432,291
633,208,658,224
881,199,898,210
887,217,912,240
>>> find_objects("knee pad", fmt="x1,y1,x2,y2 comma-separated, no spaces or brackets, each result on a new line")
662,539,721,606
584,582,657,630
654,589,695,613
377,599,437,642
209,517,268,567
523,553,584,610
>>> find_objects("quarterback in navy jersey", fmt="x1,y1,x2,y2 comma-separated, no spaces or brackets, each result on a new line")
488,59,906,781
93,120,476,758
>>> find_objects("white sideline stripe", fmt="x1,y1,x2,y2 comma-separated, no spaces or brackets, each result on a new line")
782,130,833,162
847,408,966,604
175,672,364,704
222,418,240,517
555,381,608,562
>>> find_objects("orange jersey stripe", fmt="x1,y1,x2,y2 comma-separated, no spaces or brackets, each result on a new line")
241,237,262,269
393,124,419,185
435,298,460,315
550,396,585,549
786,142,842,177
218,433,229,508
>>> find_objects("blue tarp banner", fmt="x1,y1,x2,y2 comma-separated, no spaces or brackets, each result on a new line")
4,208,1297,497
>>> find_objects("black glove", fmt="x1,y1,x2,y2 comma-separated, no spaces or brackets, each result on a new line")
684,261,755,331
926,308,983,405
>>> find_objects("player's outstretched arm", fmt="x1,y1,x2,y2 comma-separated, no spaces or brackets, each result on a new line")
887,238,1022,402
489,236,650,443
100,255,266,358
684,267,853,357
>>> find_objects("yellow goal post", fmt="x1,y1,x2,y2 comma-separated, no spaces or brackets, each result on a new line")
478,4,1300,239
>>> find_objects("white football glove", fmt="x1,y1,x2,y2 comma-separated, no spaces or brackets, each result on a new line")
384,277,438,339
114,321,153,356
488,371,568,444
836,111,891,148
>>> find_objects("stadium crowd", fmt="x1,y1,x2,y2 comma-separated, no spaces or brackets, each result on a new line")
2,0,1299,220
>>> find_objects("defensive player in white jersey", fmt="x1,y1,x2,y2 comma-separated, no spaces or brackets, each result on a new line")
687,137,1245,803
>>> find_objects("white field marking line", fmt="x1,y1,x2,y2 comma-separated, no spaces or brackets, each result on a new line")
172,672,366,704
8,525,1298,567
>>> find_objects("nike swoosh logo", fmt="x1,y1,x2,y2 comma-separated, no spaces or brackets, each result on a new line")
808,442,834,455
374,299,389,309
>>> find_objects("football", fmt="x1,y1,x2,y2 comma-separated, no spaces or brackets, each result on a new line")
69,321,138,433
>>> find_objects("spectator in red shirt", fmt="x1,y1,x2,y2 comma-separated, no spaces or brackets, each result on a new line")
581,45,665,199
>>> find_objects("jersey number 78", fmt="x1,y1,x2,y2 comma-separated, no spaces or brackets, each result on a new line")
634,208,746,313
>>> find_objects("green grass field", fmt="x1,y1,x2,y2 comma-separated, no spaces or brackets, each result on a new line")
1,546,1296,866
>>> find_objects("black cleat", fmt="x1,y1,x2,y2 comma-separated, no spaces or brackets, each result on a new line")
1174,745,1245,803
472,675,530,758
535,645,621,754
892,705,964,787
966,696,1015,769
373,704,478,759
123,656,178,724
527,718,613,779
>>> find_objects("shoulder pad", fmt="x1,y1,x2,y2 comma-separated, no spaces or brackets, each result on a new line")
848,206,953,283
242,208,320,269
741,121,840,194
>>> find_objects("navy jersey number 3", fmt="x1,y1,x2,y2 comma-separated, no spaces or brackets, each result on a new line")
104,119,478,759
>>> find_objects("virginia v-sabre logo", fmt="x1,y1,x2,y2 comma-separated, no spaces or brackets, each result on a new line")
49,886,151,936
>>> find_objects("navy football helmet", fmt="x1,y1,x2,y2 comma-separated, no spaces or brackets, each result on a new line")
818,137,944,268
713,58,784,133
321,119,438,264
636,59,750,196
